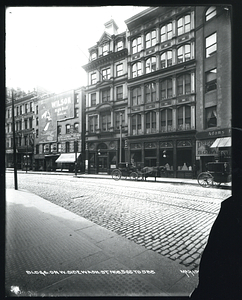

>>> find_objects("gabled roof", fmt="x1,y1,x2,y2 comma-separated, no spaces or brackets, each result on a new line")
98,31,112,45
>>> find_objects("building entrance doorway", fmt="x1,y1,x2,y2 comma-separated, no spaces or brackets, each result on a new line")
98,156,107,173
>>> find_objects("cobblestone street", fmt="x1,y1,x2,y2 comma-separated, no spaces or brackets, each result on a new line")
6,172,231,269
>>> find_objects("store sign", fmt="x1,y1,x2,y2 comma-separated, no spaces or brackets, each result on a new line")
39,91,75,143
196,139,217,156
196,128,231,139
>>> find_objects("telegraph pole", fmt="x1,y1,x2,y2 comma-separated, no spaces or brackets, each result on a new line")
11,89,18,190
119,113,122,163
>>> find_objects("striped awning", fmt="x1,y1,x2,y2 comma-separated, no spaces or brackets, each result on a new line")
55,153,81,163
210,137,231,148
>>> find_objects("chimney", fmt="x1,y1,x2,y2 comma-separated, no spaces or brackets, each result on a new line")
104,19,118,36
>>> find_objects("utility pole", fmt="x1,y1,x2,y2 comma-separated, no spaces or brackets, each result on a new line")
11,89,18,190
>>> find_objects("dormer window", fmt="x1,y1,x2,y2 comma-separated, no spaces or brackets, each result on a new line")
102,43,109,56
117,40,123,51
90,52,97,61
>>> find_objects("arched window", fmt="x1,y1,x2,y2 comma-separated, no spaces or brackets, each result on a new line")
205,7,217,21
177,14,191,35
145,30,156,48
74,123,79,132
160,78,173,99
132,37,142,54
132,62,142,78
145,57,156,73
177,44,191,63
66,124,71,134
160,51,172,68
160,23,172,42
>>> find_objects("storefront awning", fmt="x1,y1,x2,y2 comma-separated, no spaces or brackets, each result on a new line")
55,153,81,163
210,137,231,148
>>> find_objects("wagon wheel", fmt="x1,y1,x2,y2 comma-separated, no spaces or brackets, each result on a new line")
130,172,138,180
197,172,213,188
112,169,121,181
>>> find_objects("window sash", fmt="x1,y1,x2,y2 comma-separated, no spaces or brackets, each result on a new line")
206,7,217,21
206,33,217,57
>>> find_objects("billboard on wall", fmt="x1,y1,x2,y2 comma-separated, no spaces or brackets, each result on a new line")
39,90,75,143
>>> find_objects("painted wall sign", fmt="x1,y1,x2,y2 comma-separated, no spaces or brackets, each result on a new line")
196,139,217,156
39,90,75,143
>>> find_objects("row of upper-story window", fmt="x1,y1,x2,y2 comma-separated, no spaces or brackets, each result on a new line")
88,72,195,108
87,104,194,134
6,103,37,119
57,123,80,135
89,31,217,84
6,117,35,133
89,7,217,61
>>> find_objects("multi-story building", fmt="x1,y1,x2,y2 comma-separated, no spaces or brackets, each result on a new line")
82,6,231,178
195,6,231,171
5,88,39,170
82,19,129,174
36,87,85,172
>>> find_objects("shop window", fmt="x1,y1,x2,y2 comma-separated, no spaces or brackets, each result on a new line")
160,109,173,132
102,67,110,80
132,62,142,78
145,111,156,134
89,115,98,133
115,111,125,130
206,33,217,58
66,124,71,134
132,36,142,54
117,40,123,51
160,78,172,99
177,74,191,95
145,82,156,103
177,14,191,36
161,23,172,42
102,89,110,102
132,114,142,135
116,86,123,100
205,6,217,21
205,68,217,92
146,57,156,73
91,93,96,106
131,86,141,106
177,149,192,171
177,44,191,63
91,72,97,85
116,63,123,76
206,106,217,128
101,113,111,131
145,30,156,48
161,51,172,68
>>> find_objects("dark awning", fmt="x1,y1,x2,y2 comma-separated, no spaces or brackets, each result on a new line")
210,137,231,148
55,153,81,163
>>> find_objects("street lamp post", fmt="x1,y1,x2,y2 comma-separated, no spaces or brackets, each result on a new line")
11,90,18,189
74,140,77,176
119,113,122,164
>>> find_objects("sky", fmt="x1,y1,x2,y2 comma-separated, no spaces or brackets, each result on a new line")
6,6,150,94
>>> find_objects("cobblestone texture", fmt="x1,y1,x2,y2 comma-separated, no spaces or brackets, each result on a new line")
6,173,231,269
